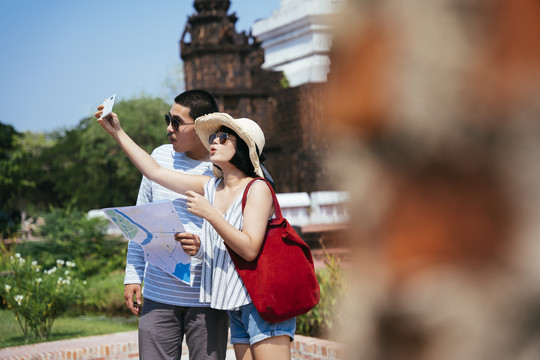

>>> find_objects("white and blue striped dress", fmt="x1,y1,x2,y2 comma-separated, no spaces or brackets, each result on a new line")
197,177,253,310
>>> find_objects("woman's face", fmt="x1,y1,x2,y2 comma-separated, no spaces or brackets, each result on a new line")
208,130,237,165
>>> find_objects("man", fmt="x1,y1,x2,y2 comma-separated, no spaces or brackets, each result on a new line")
124,90,228,360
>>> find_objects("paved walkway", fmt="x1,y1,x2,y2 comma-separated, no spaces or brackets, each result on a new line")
0,332,342,360
0,331,236,360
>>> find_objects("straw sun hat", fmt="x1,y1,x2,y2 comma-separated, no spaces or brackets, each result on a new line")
195,112,265,178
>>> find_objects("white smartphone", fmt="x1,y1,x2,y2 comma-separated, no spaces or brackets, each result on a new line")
100,94,116,119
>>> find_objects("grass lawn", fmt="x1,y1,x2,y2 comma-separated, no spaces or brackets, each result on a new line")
0,309,139,349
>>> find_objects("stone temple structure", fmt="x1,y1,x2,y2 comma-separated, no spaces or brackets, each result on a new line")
180,0,343,193
180,0,281,131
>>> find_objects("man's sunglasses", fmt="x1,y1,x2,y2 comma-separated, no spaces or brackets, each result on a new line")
208,132,234,145
165,113,194,130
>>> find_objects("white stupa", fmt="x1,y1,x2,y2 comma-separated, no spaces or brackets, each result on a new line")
252,0,346,87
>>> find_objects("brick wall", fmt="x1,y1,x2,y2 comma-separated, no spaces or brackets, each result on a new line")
266,83,331,193
292,335,345,360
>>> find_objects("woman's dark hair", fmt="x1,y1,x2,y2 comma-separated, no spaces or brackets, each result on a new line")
216,126,257,177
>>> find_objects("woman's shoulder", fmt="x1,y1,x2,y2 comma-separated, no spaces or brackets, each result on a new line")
246,178,273,199
243,179,275,218
250,178,272,190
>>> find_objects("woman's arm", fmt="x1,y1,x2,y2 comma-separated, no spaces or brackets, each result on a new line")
185,181,273,261
95,108,208,195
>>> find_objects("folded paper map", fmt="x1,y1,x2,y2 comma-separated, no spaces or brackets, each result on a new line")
102,200,191,284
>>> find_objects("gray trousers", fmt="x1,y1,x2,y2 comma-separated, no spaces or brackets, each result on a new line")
138,298,229,360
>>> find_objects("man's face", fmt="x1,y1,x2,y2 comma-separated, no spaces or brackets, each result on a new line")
167,103,201,154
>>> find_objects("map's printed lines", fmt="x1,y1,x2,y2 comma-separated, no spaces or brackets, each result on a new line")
113,209,153,245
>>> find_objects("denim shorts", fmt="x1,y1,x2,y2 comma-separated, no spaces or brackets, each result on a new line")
228,302,296,346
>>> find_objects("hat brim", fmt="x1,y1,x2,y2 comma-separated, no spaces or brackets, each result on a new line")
195,112,264,178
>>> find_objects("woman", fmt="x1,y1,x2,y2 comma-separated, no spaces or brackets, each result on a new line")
95,107,294,360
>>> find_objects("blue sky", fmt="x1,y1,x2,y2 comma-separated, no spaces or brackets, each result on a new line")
0,0,281,133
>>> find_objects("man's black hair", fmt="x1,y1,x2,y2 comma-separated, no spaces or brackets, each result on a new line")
174,90,219,120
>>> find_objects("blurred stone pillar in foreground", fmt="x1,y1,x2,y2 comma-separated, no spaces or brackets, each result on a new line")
324,0,540,359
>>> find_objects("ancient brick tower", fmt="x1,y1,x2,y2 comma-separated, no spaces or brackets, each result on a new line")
180,0,331,193
180,0,282,133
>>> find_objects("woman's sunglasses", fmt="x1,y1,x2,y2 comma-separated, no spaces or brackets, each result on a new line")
208,132,234,145
165,113,194,130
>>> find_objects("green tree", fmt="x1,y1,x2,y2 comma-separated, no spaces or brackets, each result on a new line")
0,125,55,237
65,96,170,209
36,96,169,210
0,96,171,236
0,123,19,159
0,122,20,236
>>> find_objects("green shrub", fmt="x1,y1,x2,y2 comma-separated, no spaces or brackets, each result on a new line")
296,252,347,340
83,271,130,315
15,207,126,278
0,253,85,341
2,207,130,319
